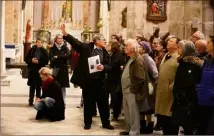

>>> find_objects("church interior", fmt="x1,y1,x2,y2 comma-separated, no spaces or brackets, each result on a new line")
0,0,214,73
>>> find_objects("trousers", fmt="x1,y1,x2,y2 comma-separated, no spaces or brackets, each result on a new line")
123,92,140,135
34,97,55,111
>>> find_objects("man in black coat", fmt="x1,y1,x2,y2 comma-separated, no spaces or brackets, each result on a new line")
24,38,49,106
61,24,113,130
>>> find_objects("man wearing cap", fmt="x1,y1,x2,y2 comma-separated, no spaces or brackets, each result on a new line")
60,24,113,130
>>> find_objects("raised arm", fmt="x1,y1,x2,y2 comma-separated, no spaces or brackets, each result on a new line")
61,24,83,53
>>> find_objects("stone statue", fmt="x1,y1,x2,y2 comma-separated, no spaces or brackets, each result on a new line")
121,7,127,28
25,19,31,43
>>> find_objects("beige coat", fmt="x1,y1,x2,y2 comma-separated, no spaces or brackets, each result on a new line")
155,52,179,117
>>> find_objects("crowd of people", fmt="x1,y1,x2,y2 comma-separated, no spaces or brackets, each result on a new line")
24,24,214,135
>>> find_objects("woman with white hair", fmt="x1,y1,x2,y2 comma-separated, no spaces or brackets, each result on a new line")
34,67,65,122
171,40,203,135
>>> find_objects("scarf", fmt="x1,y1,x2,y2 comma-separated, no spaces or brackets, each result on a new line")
42,77,54,90
55,42,64,50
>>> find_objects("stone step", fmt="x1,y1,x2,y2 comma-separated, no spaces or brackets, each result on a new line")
1,75,16,86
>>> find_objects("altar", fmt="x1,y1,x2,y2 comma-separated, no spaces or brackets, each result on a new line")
49,28,83,41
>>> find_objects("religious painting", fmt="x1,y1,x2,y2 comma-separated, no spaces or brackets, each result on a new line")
146,0,167,22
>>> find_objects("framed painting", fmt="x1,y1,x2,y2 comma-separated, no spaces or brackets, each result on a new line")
146,0,167,22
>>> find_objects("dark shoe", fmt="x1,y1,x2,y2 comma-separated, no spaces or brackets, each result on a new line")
153,122,162,131
103,124,114,130
141,122,154,134
119,131,129,135
92,113,97,117
84,124,91,130
77,105,83,108
140,120,146,133
29,103,33,106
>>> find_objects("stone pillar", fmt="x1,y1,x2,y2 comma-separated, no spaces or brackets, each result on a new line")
202,0,214,39
82,1,90,25
100,0,109,41
5,1,15,43
33,1,42,30
127,1,135,38
0,0,6,74
90,1,100,31
41,1,50,28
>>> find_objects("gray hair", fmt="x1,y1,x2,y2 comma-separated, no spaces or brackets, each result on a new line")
193,31,205,40
39,67,52,76
178,40,195,56
126,39,140,53
92,33,105,42
54,34,63,43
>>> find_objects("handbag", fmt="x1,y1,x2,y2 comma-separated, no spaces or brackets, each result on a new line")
20,67,28,79
52,68,60,77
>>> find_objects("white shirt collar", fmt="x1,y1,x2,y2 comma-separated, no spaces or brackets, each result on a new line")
94,45,102,50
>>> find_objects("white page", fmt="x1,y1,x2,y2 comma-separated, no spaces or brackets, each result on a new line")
88,55,101,74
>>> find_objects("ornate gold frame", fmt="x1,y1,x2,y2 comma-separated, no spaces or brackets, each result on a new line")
146,0,167,23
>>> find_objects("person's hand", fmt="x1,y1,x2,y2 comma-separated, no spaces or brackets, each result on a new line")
34,59,38,64
32,58,37,63
97,64,104,71
60,24,67,36
35,98,41,102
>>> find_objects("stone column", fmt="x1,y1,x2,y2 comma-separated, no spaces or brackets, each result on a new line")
33,1,42,30
0,0,6,74
41,1,50,28
82,1,90,25
5,1,15,43
100,0,109,41
90,1,100,31
127,1,135,38
202,0,214,39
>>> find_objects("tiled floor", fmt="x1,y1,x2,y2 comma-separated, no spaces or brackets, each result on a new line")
1,69,126,135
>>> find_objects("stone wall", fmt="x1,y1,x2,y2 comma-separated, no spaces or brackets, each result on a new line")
109,1,214,41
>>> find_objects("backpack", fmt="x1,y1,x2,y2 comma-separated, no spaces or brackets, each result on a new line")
197,62,214,106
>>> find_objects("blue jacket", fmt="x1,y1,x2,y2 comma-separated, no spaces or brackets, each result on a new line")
197,55,214,107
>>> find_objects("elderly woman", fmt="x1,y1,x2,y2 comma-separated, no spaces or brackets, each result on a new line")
119,39,146,135
34,67,65,121
49,34,70,104
171,40,203,135
138,41,158,134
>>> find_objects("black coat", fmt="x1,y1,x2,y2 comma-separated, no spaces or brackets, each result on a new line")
24,45,49,86
36,80,65,121
63,34,109,89
171,56,203,127
49,43,70,88
104,52,123,85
